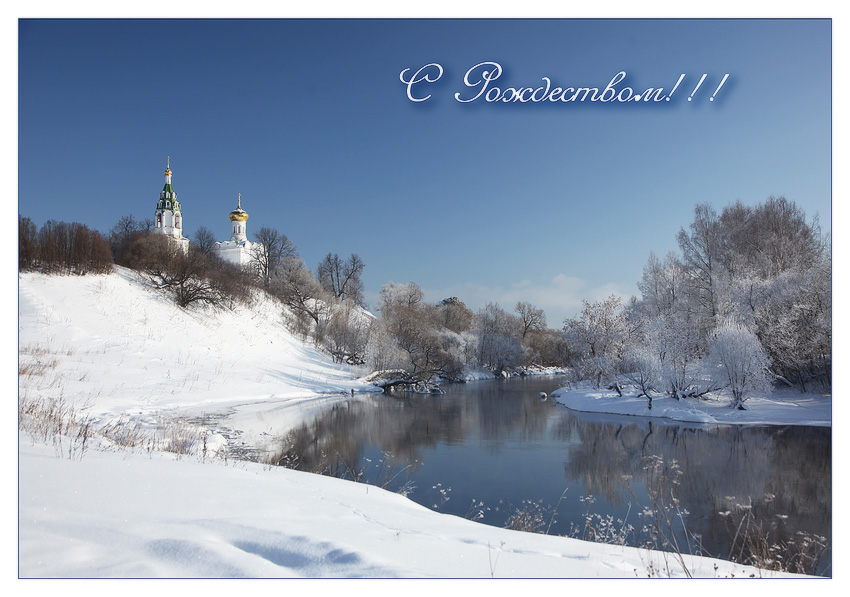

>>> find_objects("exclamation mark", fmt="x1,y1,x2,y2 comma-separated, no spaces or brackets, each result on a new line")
710,74,729,101
688,74,707,101
666,74,685,101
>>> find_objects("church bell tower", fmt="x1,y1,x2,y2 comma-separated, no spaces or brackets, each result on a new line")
153,157,189,252
154,156,183,237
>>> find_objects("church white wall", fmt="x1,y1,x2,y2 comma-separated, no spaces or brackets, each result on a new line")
214,240,262,267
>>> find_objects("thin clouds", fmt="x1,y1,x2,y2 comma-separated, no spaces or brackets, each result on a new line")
419,274,634,326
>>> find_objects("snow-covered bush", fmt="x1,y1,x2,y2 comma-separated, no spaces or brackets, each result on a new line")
622,345,661,402
642,314,707,399
569,355,619,390
707,320,771,409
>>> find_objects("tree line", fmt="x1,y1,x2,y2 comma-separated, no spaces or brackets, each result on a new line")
562,196,830,406
19,216,113,275
19,194,831,402
362,195,830,402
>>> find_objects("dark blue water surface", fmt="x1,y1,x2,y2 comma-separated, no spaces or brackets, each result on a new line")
269,376,831,576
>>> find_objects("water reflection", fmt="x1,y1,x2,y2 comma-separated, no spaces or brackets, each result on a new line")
267,377,831,575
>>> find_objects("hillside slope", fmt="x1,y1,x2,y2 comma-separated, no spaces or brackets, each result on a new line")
18,267,376,428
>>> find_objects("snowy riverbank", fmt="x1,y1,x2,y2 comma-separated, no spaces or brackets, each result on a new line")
16,270,825,578
550,383,831,427
18,430,796,579
18,269,381,451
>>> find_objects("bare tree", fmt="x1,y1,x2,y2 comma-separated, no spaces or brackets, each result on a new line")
317,252,366,307
435,297,474,333
192,226,218,257
250,226,298,287
525,328,572,367
31,219,112,275
19,216,38,271
130,235,232,308
109,214,149,266
515,301,547,340
268,258,331,330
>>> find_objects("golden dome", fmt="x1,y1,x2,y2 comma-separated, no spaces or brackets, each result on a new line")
229,193,248,221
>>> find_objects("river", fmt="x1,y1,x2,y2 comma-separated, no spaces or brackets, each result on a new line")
260,376,831,576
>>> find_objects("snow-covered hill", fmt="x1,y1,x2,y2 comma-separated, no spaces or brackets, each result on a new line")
19,268,377,430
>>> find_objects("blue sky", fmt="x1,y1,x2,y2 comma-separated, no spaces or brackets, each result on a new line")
18,18,831,324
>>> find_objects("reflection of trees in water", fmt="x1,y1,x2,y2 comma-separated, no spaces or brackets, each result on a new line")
554,413,830,570
265,382,830,574
270,394,468,486
271,384,557,475
448,381,555,446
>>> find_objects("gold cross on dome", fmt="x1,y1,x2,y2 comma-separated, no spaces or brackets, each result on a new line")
167,156,170,169
238,193,242,208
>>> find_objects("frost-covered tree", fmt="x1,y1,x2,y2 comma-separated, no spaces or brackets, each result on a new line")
475,302,523,372
733,262,831,391
565,295,630,359
641,313,708,399
364,319,408,373
380,281,425,309
378,282,464,381
564,295,631,388
635,196,830,392
622,344,661,407
677,203,724,334
636,251,686,317
707,320,771,409
324,301,371,365
721,196,823,280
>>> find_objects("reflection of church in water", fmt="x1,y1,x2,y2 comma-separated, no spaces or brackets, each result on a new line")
152,157,261,265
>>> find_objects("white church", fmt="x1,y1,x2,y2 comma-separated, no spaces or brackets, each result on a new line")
213,193,262,266
152,158,262,266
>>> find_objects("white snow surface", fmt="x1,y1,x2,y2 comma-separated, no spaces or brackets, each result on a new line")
18,268,380,448
550,383,831,427
18,432,787,580
16,270,816,579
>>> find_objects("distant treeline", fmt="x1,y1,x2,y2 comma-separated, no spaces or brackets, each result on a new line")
19,216,113,275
